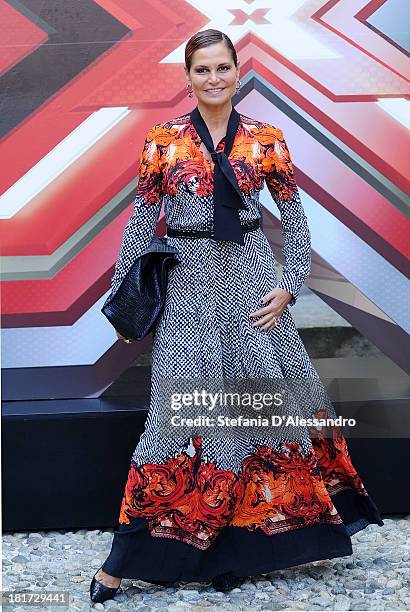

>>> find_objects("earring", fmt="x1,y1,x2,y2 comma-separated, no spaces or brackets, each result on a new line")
186,84,193,98
236,79,242,93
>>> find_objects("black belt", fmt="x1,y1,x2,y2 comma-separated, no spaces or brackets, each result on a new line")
167,218,260,239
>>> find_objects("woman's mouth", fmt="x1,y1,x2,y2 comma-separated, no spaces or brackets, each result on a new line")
205,88,225,95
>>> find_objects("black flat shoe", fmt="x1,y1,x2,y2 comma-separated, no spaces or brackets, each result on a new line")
90,567,121,603
211,573,244,592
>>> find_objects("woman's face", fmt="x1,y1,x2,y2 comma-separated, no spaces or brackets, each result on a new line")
186,41,240,108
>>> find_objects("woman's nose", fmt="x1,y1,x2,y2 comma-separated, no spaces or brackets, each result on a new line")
208,73,220,83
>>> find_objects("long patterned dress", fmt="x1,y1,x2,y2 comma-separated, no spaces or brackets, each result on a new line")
101,108,384,582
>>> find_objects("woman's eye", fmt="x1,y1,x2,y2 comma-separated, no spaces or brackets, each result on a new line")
196,66,230,73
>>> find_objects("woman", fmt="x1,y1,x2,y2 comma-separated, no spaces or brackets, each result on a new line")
90,28,384,602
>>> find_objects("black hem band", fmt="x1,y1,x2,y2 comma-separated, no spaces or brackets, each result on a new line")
101,488,383,582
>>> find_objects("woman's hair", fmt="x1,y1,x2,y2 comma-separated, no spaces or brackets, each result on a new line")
185,29,238,72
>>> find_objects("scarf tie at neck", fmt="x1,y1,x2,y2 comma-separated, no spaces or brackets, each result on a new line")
189,105,249,245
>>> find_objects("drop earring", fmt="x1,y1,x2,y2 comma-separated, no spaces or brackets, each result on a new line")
186,84,193,98
235,79,242,93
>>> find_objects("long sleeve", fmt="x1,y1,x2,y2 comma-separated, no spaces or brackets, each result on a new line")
263,127,311,307
110,125,164,297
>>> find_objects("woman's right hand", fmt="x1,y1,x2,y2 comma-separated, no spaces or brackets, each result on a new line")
116,329,132,343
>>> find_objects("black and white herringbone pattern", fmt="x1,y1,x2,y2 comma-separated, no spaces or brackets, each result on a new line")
109,119,335,473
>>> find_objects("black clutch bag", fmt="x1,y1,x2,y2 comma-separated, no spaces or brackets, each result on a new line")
101,236,180,341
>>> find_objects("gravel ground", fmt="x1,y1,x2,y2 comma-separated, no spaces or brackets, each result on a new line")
2,515,409,611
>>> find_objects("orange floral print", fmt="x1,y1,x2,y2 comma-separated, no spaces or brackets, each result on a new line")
116,424,369,551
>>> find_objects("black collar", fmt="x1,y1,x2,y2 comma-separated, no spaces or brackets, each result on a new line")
189,104,240,155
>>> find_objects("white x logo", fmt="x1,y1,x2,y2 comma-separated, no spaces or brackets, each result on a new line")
160,0,338,63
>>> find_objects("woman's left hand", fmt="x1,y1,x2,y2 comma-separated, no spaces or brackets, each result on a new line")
249,288,293,331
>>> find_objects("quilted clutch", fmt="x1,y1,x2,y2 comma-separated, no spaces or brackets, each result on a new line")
101,236,181,341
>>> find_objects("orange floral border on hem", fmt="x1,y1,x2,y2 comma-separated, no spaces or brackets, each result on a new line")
118,414,369,550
